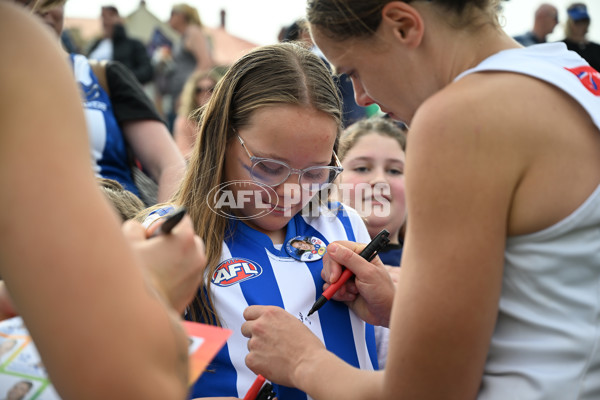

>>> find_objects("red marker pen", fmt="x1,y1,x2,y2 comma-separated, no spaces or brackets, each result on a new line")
307,229,390,317
243,374,266,400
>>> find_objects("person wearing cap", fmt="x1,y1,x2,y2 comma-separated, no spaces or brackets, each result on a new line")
562,2,600,71
513,3,559,46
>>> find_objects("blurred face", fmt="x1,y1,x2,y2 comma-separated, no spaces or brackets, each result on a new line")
101,8,120,37
7,382,31,400
571,19,590,38
169,10,186,31
223,104,338,241
194,77,216,108
539,6,559,36
10,0,65,34
340,133,406,242
37,4,64,36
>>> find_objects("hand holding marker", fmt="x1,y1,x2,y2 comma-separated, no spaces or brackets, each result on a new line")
147,207,187,238
307,229,390,317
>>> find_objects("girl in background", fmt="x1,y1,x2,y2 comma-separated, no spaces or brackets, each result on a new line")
173,69,223,159
337,117,407,267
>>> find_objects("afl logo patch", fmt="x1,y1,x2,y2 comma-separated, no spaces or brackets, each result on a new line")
565,66,600,96
212,258,262,287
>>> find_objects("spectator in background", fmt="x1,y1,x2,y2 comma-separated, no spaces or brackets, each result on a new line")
173,69,224,159
513,3,559,46
336,117,407,268
562,2,600,71
166,3,214,131
37,2,185,204
87,5,153,85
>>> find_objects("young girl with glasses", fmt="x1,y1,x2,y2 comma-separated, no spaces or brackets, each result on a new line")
141,42,380,399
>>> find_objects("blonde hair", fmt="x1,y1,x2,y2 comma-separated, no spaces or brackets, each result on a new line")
171,3,202,27
169,43,342,324
30,0,67,12
338,117,407,161
98,178,145,221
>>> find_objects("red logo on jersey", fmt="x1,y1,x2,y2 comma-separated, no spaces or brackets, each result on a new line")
212,258,262,287
565,66,600,96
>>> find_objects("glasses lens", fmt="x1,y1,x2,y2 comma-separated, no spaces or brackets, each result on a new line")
251,160,290,186
300,167,341,191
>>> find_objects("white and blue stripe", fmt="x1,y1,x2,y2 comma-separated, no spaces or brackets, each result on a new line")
189,203,378,399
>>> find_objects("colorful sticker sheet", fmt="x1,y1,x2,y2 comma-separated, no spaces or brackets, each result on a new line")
0,317,231,399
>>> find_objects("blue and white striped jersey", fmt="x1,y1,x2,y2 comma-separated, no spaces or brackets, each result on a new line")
71,54,138,196
189,203,378,399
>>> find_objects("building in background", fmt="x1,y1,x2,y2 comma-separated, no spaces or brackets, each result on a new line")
64,1,257,66
63,0,257,117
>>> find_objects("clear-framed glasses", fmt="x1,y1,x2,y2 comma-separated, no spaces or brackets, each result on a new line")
236,134,343,192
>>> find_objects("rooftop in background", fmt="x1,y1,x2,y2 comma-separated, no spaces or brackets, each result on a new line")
64,1,258,66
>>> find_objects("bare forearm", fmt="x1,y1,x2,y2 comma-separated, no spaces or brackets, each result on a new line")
294,349,383,400
122,120,186,202
157,161,186,202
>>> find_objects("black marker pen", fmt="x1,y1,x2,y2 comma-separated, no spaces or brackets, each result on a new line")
307,229,390,317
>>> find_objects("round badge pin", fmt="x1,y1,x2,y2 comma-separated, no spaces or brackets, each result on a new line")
285,236,327,262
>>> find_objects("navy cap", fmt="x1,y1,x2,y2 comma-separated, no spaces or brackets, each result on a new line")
567,4,590,21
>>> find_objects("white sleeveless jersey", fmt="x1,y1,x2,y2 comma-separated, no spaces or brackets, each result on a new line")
457,43,600,399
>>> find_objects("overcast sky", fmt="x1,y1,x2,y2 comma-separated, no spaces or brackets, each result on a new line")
64,0,599,46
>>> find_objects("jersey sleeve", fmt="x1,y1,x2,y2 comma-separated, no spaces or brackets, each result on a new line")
334,202,372,244
106,61,165,125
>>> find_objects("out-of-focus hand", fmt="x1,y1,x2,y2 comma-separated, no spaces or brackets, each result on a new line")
122,216,206,313
242,305,326,388
321,241,395,327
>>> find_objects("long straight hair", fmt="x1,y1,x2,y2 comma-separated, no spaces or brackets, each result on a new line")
174,43,342,324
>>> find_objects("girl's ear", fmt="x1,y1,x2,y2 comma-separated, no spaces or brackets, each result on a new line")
380,1,425,48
